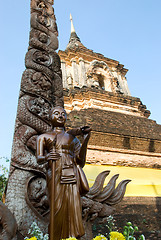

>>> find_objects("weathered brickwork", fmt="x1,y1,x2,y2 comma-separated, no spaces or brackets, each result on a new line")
65,106,161,168
92,197,161,240
63,88,150,118
87,132,161,153
86,147,161,168
67,107,161,140
114,197,161,240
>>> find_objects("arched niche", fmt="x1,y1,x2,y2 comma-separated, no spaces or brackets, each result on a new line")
86,60,115,92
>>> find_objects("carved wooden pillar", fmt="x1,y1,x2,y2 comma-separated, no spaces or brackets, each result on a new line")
5,0,63,236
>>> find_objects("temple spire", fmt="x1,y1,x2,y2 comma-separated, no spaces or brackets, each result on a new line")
70,14,76,33
66,14,87,51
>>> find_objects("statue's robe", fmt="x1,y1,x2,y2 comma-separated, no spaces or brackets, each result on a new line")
46,130,87,240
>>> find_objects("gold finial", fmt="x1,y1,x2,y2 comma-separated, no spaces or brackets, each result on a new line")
70,13,76,33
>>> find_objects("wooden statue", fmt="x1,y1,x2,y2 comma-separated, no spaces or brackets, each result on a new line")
36,106,91,240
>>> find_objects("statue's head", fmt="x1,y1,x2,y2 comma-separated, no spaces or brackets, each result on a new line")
50,106,67,128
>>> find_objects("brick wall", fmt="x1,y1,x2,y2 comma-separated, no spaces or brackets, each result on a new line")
66,108,161,153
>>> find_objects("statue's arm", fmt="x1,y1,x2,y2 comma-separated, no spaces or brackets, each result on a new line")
76,131,91,168
37,135,61,164
36,135,46,165
67,126,91,136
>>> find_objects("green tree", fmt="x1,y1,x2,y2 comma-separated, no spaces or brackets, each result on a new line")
0,157,9,201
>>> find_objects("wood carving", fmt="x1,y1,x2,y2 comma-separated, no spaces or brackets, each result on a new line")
5,0,63,236
0,201,17,240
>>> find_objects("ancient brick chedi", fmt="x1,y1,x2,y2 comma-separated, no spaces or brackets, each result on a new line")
59,15,161,169
5,0,63,235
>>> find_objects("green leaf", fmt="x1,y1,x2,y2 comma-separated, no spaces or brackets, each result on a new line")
127,222,132,226
129,236,135,240
134,226,139,231
139,234,145,240
123,231,128,236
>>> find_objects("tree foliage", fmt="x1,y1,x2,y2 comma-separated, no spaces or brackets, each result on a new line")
0,157,9,201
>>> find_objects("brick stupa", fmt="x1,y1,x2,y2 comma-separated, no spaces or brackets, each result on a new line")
58,15,161,169
58,15,161,239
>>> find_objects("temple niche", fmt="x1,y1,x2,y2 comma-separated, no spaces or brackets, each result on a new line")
61,48,130,96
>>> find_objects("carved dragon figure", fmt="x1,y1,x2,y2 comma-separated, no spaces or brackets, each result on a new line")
81,171,131,239
25,171,130,219
82,171,131,221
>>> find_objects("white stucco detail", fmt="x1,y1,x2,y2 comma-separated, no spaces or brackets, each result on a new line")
61,57,131,97
71,58,79,87
61,61,68,89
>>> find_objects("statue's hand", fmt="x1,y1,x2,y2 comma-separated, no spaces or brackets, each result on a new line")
44,137,57,151
45,152,61,161
81,126,92,135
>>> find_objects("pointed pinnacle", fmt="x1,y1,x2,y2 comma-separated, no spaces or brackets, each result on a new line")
70,13,76,33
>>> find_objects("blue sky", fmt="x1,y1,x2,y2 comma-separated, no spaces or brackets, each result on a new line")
0,0,161,165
